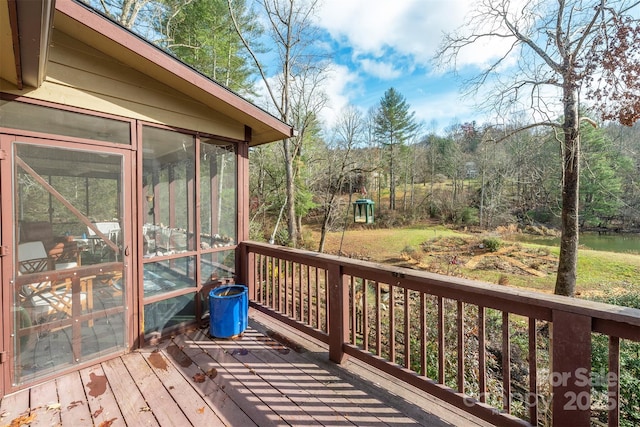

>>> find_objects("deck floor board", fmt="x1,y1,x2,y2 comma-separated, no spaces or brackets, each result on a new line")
122,352,192,426
56,371,94,426
27,374,61,426
0,310,493,426
0,386,29,422
100,356,159,426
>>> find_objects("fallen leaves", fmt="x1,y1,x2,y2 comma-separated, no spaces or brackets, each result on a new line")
67,400,84,410
206,368,218,379
98,418,118,427
192,373,206,383
8,413,36,427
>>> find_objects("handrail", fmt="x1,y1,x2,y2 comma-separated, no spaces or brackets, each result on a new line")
239,241,640,426
241,241,640,327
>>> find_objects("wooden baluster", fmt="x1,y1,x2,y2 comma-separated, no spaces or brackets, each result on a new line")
350,276,356,345
529,317,538,425
389,283,395,364
438,296,445,384
503,311,511,413
268,256,274,308
315,267,320,329
405,288,410,369
479,306,486,403
247,250,255,301
306,265,311,324
363,279,369,351
457,301,464,393
608,336,620,427
298,263,303,321
376,281,381,356
420,292,426,377
283,259,288,314
276,258,286,313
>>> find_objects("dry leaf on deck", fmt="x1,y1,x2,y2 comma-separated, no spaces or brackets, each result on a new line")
9,413,37,426
98,417,118,427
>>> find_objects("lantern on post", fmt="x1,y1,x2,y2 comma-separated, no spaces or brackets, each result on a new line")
353,199,375,224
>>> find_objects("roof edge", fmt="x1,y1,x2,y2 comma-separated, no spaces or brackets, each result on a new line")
13,0,55,88
54,0,293,145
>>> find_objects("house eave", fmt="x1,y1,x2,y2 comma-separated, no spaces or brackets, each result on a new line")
0,0,54,89
54,0,293,146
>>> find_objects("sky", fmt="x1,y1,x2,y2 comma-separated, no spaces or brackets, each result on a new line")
308,0,487,134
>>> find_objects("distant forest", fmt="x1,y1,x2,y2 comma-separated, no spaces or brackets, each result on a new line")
250,111,640,246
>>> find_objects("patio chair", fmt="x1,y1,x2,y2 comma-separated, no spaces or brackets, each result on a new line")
17,241,49,274
19,221,80,269
87,222,121,261
18,241,91,323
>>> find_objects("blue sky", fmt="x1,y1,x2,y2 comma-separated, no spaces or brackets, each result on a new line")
309,0,486,134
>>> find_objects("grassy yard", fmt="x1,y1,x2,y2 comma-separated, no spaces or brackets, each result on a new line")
312,224,640,299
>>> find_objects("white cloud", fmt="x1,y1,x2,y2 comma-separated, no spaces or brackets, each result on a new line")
359,59,402,80
316,0,470,63
311,0,544,132
319,64,362,128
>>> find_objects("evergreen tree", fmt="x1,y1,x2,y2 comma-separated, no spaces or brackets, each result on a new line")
580,121,633,227
164,0,259,95
373,88,418,210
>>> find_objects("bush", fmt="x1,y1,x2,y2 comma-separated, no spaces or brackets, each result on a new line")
482,237,502,252
401,245,420,261
459,207,479,225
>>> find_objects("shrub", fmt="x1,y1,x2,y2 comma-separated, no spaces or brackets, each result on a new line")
482,237,502,252
459,207,479,225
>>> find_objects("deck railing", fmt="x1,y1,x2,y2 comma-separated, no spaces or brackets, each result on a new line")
238,241,640,427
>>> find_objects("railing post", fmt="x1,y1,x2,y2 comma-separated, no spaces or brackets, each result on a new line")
328,263,349,364
237,243,254,299
552,310,592,426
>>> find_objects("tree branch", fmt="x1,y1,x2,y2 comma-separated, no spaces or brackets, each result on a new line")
227,0,283,117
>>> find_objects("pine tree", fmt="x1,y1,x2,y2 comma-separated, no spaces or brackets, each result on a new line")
373,88,418,210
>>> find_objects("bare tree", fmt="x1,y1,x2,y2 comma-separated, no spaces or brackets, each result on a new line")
437,0,640,297
228,0,323,247
316,106,363,253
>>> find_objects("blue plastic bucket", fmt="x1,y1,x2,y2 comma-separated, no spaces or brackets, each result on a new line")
209,285,248,338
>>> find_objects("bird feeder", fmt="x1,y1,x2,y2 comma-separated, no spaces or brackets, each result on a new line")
353,199,375,224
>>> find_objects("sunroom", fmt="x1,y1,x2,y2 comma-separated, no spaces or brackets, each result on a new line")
0,0,293,394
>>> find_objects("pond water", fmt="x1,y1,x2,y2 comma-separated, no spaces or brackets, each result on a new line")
510,232,640,254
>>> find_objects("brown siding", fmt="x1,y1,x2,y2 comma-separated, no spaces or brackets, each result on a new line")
2,29,246,141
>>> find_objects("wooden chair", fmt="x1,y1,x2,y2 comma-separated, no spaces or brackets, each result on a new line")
17,241,91,323
20,221,80,269
17,242,49,273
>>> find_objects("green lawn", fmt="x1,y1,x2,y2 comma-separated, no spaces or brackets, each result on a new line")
313,224,640,298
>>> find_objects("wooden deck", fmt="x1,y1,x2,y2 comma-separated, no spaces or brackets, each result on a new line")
0,309,491,426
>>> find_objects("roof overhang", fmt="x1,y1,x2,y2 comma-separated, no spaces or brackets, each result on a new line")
0,0,55,89
1,0,294,146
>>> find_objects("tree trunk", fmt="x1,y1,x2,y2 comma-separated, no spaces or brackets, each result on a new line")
318,196,334,253
554,84,580,297
389,144,396,210
283,138,298,246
